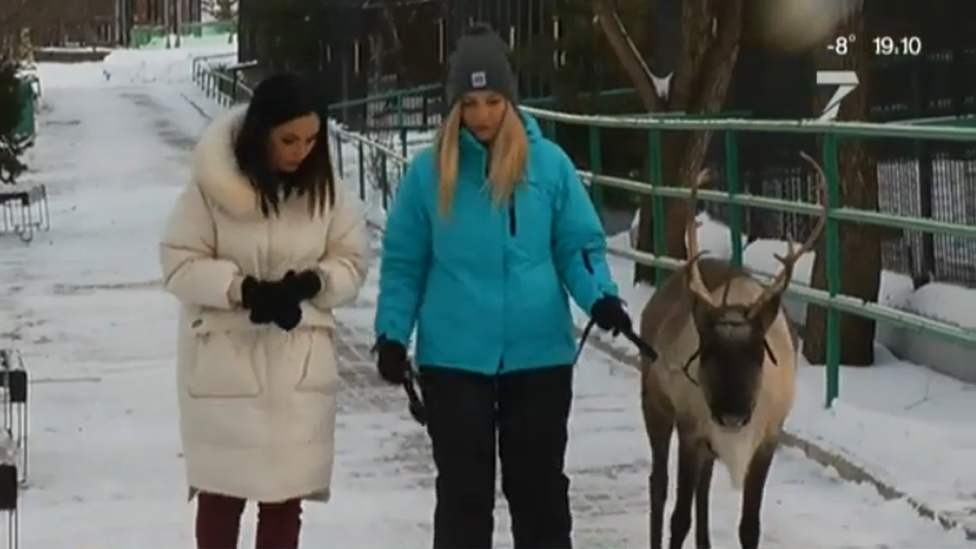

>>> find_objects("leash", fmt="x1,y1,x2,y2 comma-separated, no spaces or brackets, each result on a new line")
398,318,659,426
401,361,427,425
573,317,659,365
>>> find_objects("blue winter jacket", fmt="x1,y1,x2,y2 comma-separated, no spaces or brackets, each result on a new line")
373,110,618,375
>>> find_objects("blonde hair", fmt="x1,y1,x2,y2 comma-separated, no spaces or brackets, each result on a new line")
433,102,528,218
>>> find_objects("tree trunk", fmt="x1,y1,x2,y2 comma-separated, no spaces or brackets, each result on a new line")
593,0,744,283
803,9,881,367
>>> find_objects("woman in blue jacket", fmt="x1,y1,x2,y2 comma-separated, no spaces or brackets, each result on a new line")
373,23,632,549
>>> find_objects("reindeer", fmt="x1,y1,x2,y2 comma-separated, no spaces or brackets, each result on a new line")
639,153,827,549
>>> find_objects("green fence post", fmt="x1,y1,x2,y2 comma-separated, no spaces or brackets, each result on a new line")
335,134,345,178
724,130,743,267
380,154,390,210
648,129,666,285
545,119,556,140
822,134,841,408
396,93,407,163
231,72,239,104
587,126,603,209
15,77,35,139
357,140,366,201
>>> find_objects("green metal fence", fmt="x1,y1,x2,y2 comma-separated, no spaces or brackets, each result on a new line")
191,60,976,408
133,21,236,49
519,108,976,407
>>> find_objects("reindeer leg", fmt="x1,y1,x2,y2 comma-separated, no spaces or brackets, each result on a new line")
643,396,673,549
668,432,702,549
739,439,778,549
694,456,714,549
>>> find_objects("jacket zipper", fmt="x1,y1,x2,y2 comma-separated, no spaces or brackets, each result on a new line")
583,249,594,273
499,163,511,374
508,194,517,235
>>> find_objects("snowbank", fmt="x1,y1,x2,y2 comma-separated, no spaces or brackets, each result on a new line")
886,282,976,382
788,352,976,534
102,43,234,85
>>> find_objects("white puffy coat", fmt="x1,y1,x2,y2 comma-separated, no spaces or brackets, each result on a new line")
159,107,369,503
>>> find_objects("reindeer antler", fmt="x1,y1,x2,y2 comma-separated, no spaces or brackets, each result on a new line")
747,151,828,317
684,168,717,306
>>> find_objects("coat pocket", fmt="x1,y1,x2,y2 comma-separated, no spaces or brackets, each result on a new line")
295,329,340,395
187,331,262,398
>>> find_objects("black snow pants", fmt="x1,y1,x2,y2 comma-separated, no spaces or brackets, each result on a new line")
419,365,574,549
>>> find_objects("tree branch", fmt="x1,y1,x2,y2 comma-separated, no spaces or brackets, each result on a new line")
677,0,745,180
591,0,663,112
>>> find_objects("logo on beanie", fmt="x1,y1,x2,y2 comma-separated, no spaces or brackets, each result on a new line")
470,71,487,88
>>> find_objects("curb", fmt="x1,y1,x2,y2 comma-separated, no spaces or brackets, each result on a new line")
577,327,976,541
179,90,216,121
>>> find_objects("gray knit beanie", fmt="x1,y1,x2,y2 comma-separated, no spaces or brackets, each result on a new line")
445,23,518,106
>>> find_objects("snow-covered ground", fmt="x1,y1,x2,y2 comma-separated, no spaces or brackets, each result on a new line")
0,45,970,547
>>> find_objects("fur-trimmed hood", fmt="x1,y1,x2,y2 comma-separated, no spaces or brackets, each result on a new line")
191,105,262,220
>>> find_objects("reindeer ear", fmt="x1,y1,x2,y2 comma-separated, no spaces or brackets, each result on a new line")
750,293,783,334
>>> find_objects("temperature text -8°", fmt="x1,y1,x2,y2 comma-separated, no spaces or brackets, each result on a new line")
829,34,857,55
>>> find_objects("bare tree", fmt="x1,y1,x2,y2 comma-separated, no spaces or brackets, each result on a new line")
201,0,238,21
1,0,113,49
592,0,745,283
0,0,54,53
803,5,881,366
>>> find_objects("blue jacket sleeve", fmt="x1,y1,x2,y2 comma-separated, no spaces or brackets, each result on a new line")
373,156,432,345
551,146,618,314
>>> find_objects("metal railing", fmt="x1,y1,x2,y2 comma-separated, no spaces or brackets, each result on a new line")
519,105,976,407
190,58,976,408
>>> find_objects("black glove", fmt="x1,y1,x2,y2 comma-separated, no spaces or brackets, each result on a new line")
241,275,302,331
590,295,632,336
374,335,408,385
281,269,323,301
241,276,276,325
272,296,302,331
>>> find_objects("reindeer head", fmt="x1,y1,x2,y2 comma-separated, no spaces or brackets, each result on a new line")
683,155,826,429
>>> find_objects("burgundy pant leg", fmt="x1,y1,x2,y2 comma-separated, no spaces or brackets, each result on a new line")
254,498,303,549
196,491,247,549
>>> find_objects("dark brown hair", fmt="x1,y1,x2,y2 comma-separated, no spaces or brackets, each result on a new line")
233,72,335,217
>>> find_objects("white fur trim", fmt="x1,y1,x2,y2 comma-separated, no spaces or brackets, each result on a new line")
190,105,261,220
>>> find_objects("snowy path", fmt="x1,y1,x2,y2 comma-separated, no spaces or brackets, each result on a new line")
0,60,965,547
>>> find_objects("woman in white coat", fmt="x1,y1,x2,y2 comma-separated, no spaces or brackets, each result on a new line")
159,73,369,549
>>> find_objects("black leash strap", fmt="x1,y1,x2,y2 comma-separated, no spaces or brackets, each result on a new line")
399,319,659,427
574,318,659,365
572,318,598,365
371,339,427,426
623,326,659,362
402,361,427,425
